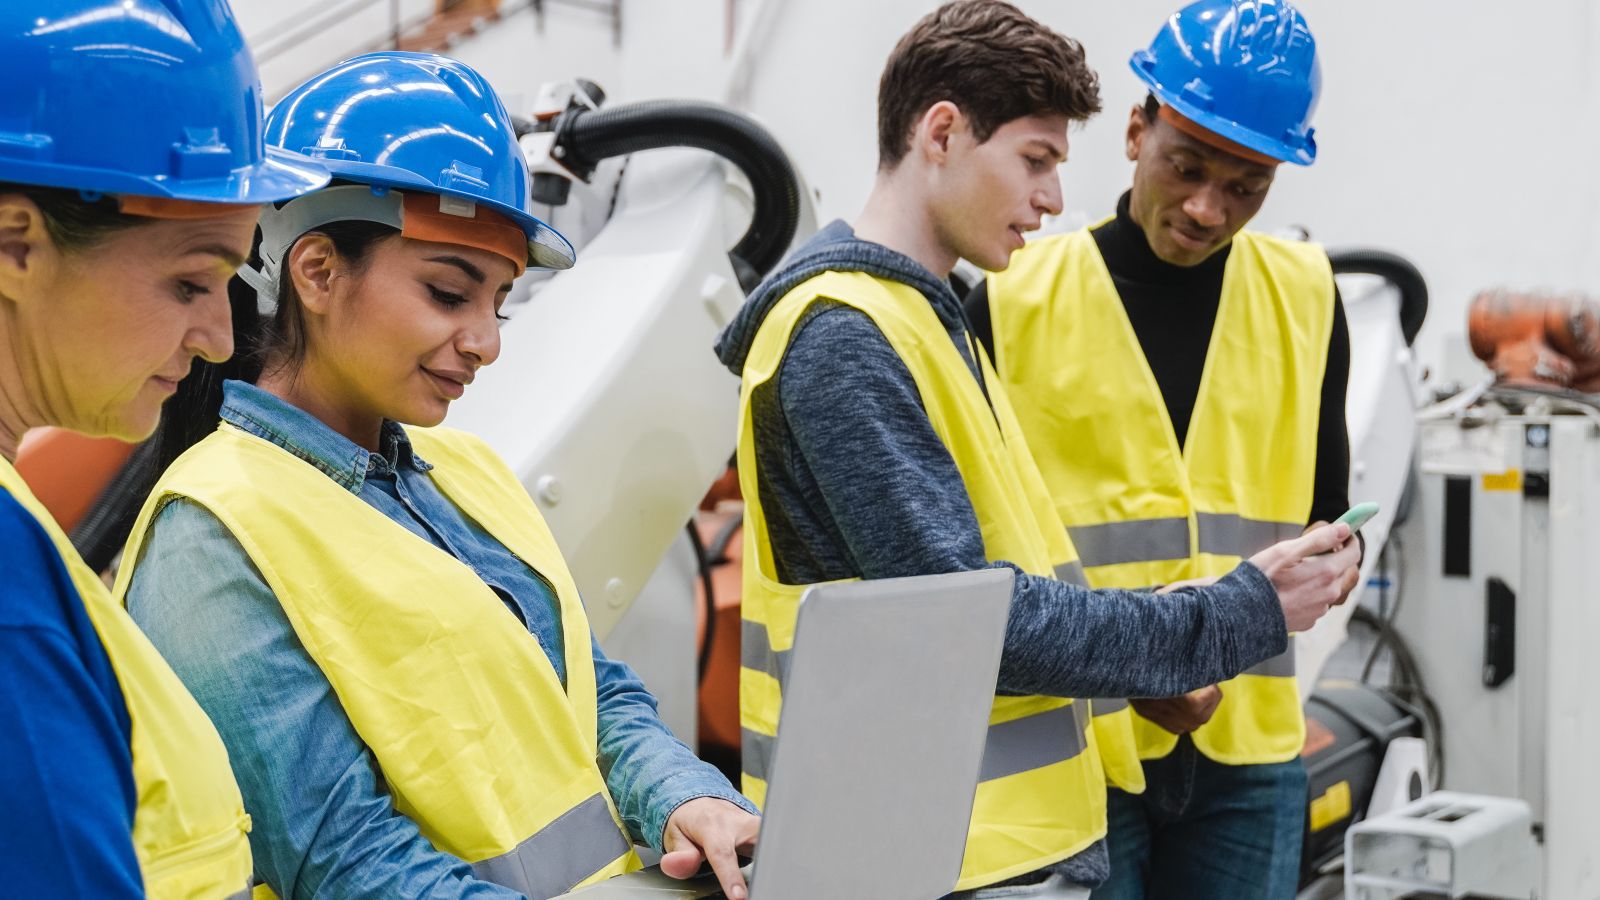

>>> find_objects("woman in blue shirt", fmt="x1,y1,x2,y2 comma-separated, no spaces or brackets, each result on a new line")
0,3,329,896
120,52,757,900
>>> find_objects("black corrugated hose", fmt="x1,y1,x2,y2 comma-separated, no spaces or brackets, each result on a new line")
554,101,802,290
1328,249,1429,347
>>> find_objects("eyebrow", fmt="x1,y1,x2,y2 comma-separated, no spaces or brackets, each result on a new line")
1027,139,1068,163
1170,136,1274,178
425,254,485,283
424,254,516,293
190,244,247,270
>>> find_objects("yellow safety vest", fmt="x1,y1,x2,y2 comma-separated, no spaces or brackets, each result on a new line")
0,458,254,899
113,425,642,899
736,271,1105,891
988,227,1334,766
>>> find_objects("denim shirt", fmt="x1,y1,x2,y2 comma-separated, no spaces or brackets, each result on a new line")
126,380,752,899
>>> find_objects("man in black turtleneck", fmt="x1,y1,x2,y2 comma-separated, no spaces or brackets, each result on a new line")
964,5,1351,892
967,174,1352,532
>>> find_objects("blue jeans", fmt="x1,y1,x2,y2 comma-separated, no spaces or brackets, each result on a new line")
1091,736,1307,900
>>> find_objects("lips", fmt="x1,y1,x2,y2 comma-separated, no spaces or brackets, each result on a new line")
422,367,471,400
1009,221,1039,248
1168,223,1215,252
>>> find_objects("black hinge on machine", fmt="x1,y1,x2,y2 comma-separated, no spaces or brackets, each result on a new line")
1483,576,1515,688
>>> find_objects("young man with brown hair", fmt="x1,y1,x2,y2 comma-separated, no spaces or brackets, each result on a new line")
713,2,1359,896
971,2,1352,897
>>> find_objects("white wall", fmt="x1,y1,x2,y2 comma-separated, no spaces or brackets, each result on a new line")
1038,0,1600,379
726,0,1600,380
233,0,1600,379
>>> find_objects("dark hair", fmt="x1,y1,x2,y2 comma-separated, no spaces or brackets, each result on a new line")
153,219,396,471
876,0,1102,170
0,182,146,252
1141,92,1161,123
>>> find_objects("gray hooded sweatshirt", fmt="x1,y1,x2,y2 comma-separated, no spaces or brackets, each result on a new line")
714,220,1290,888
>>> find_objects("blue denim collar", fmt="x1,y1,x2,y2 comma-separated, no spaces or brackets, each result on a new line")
218,380,432,496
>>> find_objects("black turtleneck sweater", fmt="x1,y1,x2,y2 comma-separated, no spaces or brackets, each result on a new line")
966,192,1352,529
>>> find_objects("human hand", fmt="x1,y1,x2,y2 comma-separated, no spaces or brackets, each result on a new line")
1155,575,1221,594
1248,522,1358,633
660,798,760,900
1304,520,1361,606
1131,685,1223,734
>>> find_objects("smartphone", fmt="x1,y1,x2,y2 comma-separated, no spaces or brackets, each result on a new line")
1334,501,1380,536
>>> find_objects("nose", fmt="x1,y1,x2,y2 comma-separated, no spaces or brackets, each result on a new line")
188,284,234,364
1035,174,1064,217
1182,183,1226,229
458,310,502,369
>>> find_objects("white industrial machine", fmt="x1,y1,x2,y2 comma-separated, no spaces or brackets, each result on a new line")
1297,363,1600,897
1377,395,1600,898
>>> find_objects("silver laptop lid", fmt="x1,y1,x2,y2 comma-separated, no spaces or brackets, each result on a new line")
749,568,1013,900
561,568,1014,900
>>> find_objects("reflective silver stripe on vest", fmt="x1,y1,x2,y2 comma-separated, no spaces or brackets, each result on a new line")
742,692,1090,786
1091,697,1128,716
470,792,629,898
1195,513,1302,558
1068,518,1190,568
742,728,777,786
1243,644,1297,679
226,887,252,900
976,702,1090,782
1070,514,1304,568
1053,559,1087,586
742,618,790,684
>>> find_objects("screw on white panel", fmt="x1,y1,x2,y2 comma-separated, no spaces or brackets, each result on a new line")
605,577,627,609
536,475,563,506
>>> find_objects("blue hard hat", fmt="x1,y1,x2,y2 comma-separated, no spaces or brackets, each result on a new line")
266,52,574,270
0,0,329,203
1130,0,1321,165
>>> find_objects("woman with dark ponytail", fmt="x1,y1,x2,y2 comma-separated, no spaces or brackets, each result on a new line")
115,52,759,900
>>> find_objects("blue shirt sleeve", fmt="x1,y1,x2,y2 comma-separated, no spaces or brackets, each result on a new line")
125,499,519,900
590,635,755,849
778,307,1287,700
0,491,143,898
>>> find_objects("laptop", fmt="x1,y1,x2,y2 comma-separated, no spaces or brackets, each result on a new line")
562,568,1016,900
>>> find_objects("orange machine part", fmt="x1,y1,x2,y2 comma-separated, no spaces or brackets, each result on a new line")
1469,289,1600,392
695,503,746,761
12,428,134,532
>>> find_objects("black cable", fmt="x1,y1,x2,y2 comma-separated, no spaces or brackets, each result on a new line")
1350,600,1445,788
1328,248,1429,346
1360,530,1405,682
686,520,717,683
554,100,802,287
705,510,744,567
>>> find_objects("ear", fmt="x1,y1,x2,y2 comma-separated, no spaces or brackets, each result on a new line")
1125,105,1149,162
0,194,57,304
285,233,340,316
917,100,964,164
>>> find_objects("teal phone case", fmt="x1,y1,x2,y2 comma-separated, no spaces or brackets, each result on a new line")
1336,501,1380,534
